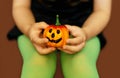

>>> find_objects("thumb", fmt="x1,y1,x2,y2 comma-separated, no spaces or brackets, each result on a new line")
35,22,49,29
65,25,75,32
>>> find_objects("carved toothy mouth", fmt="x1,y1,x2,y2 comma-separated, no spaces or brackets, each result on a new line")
47,37,62,43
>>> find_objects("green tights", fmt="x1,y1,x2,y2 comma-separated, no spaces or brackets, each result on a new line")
18,35,100,78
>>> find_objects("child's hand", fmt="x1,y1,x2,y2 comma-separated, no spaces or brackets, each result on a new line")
58,25,86,54
28,22,56,54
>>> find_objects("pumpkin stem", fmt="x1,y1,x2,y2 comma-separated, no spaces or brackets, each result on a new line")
55,15,61,26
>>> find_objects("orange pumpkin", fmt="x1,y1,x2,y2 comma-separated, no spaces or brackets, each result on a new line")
43,15,69,47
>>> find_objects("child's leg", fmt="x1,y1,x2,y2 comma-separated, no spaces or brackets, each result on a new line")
61,37,100,78
17,35,57,78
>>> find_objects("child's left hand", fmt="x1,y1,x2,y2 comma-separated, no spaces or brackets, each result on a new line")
58,25,86,54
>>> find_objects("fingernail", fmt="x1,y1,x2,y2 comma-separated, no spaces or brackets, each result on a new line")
52,47,55,50
45,38,48,42
63,46,66,49
66,41,69,43
82,42,85,45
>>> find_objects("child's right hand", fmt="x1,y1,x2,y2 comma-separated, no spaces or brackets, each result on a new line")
28,22,56,54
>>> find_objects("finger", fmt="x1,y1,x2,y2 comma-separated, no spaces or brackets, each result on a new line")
31,37,48,45
65,25,81,37
39,47,56,54
58,48,74,54
34,43,56,54
65,25,75,31
63,42,85,52
35,22,49,29
39,47,55,54
67,37,84,45
65,25,77,33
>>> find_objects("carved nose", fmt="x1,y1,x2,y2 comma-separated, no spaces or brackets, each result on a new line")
51,33,55,38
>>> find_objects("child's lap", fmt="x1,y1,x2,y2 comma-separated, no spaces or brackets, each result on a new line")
17,35,57,61
18,35,100,63
60,36,101,63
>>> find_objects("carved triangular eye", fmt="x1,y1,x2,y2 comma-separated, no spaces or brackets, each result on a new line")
57,30,60,34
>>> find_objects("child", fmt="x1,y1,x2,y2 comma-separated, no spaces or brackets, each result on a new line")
7,0,111,78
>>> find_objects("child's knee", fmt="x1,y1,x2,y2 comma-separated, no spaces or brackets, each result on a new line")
29,52,57,66
80,37,101,62
21,53,57,78
61,54,99,78
17,35,57,63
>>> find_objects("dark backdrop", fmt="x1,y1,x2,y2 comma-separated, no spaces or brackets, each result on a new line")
0,0,120,78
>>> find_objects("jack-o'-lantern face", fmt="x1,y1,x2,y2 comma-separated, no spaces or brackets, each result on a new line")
46,27,62,43
43,25,69,47
43,15,69,47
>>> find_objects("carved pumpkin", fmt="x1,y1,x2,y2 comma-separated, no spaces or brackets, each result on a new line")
43,15,69,47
